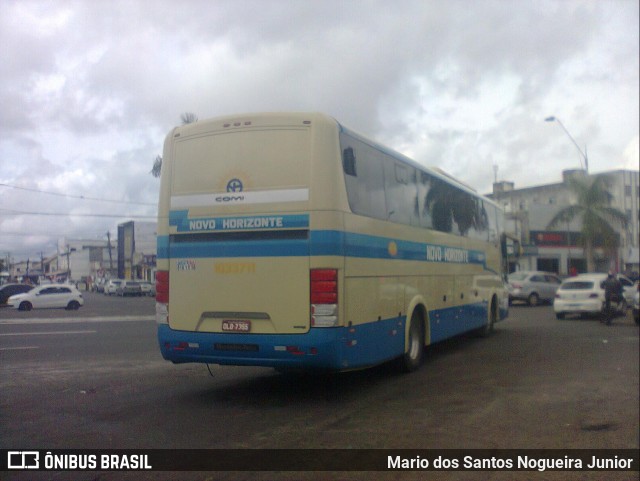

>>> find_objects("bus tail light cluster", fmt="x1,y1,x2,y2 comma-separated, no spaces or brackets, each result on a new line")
156,270,169,324
311,269,338,327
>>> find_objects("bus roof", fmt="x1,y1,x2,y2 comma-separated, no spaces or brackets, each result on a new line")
166,111,500,210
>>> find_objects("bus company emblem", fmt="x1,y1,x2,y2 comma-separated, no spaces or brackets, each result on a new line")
226,178,243,192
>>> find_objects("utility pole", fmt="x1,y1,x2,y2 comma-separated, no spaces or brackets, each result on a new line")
65,247,71,281
106,232,114,276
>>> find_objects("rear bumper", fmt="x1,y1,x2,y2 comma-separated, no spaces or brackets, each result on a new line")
553,299,603,314
158,315,413,371
158,323,348,370
508,289,529,302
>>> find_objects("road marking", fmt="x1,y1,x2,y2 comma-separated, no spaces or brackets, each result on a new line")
0,316,154,325
0,346,39,351
0,330,97,336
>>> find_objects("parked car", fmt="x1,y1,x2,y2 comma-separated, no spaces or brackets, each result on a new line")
0,284,33,307
92,278,108,293
553,273,627,320
116,280,142,297
104,279,123,296
7,284,84,311
139,282,156,297
508,271,562,306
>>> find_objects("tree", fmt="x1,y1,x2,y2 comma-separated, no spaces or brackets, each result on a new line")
547,174,628,272
150,112,198,178
180,112,198,125
150,154,163,178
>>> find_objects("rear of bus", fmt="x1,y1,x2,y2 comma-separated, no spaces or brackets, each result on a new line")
156,113,346,370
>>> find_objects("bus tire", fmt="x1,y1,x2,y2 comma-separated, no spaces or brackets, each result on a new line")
401,311,424,372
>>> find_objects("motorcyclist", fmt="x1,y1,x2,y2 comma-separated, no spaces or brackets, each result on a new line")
602,272,623,326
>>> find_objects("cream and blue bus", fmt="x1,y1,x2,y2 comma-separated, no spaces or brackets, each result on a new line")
156,112,509,372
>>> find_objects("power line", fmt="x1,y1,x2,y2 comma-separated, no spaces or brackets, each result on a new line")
0,230,113,237
0,208,157,219
0,182,157,206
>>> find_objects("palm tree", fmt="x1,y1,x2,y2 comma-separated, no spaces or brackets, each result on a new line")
180,112,198,125
547,174,628,272
150,112,198,178
150,154,163,178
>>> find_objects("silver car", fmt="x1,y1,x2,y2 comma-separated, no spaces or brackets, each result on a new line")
508,271,562,306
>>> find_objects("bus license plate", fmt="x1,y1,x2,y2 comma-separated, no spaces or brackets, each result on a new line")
222,320,251,332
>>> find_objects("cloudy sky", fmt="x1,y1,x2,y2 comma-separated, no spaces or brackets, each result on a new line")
1,0,638,261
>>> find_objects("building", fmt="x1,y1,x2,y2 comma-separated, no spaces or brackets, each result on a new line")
117,221,157,281
489,169,639,276
6,222,157,286
8,258,48,283
6,238,115,285
54,238,116,283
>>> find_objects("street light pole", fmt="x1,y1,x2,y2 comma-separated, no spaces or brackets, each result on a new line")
545,116,589,173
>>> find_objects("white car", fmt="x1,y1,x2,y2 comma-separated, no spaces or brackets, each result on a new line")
553,273,627,320
139,282,156,297
7,284,84,311
104,279,123,296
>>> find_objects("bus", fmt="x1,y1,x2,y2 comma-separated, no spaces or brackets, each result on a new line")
156,112,509,373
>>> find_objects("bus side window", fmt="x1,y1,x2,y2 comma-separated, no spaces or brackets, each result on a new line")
383,159,414,225
417,171,434,229
343,147,357,176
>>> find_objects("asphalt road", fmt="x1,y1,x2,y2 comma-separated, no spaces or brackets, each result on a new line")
1,295,638,481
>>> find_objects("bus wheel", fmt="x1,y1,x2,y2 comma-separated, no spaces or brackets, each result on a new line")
401,311,424,372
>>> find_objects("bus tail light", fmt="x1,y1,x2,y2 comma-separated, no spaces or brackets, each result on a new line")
311,269,338,327
156,270,169,303
156,270,169,324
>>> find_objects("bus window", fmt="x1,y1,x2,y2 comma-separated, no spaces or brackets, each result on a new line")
341,134,386,221
384,160,416,225
343,147,357,176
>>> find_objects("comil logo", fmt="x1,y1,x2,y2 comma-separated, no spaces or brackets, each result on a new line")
226,178,243,192
8,451,39,469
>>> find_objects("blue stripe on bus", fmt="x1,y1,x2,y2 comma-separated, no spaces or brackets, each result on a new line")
157,302,489,370
168,238,309,258
157,231,487,266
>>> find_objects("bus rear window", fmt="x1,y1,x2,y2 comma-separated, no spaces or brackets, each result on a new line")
172,128,310,195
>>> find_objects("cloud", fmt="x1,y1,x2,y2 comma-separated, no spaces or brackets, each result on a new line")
0,0,638,259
